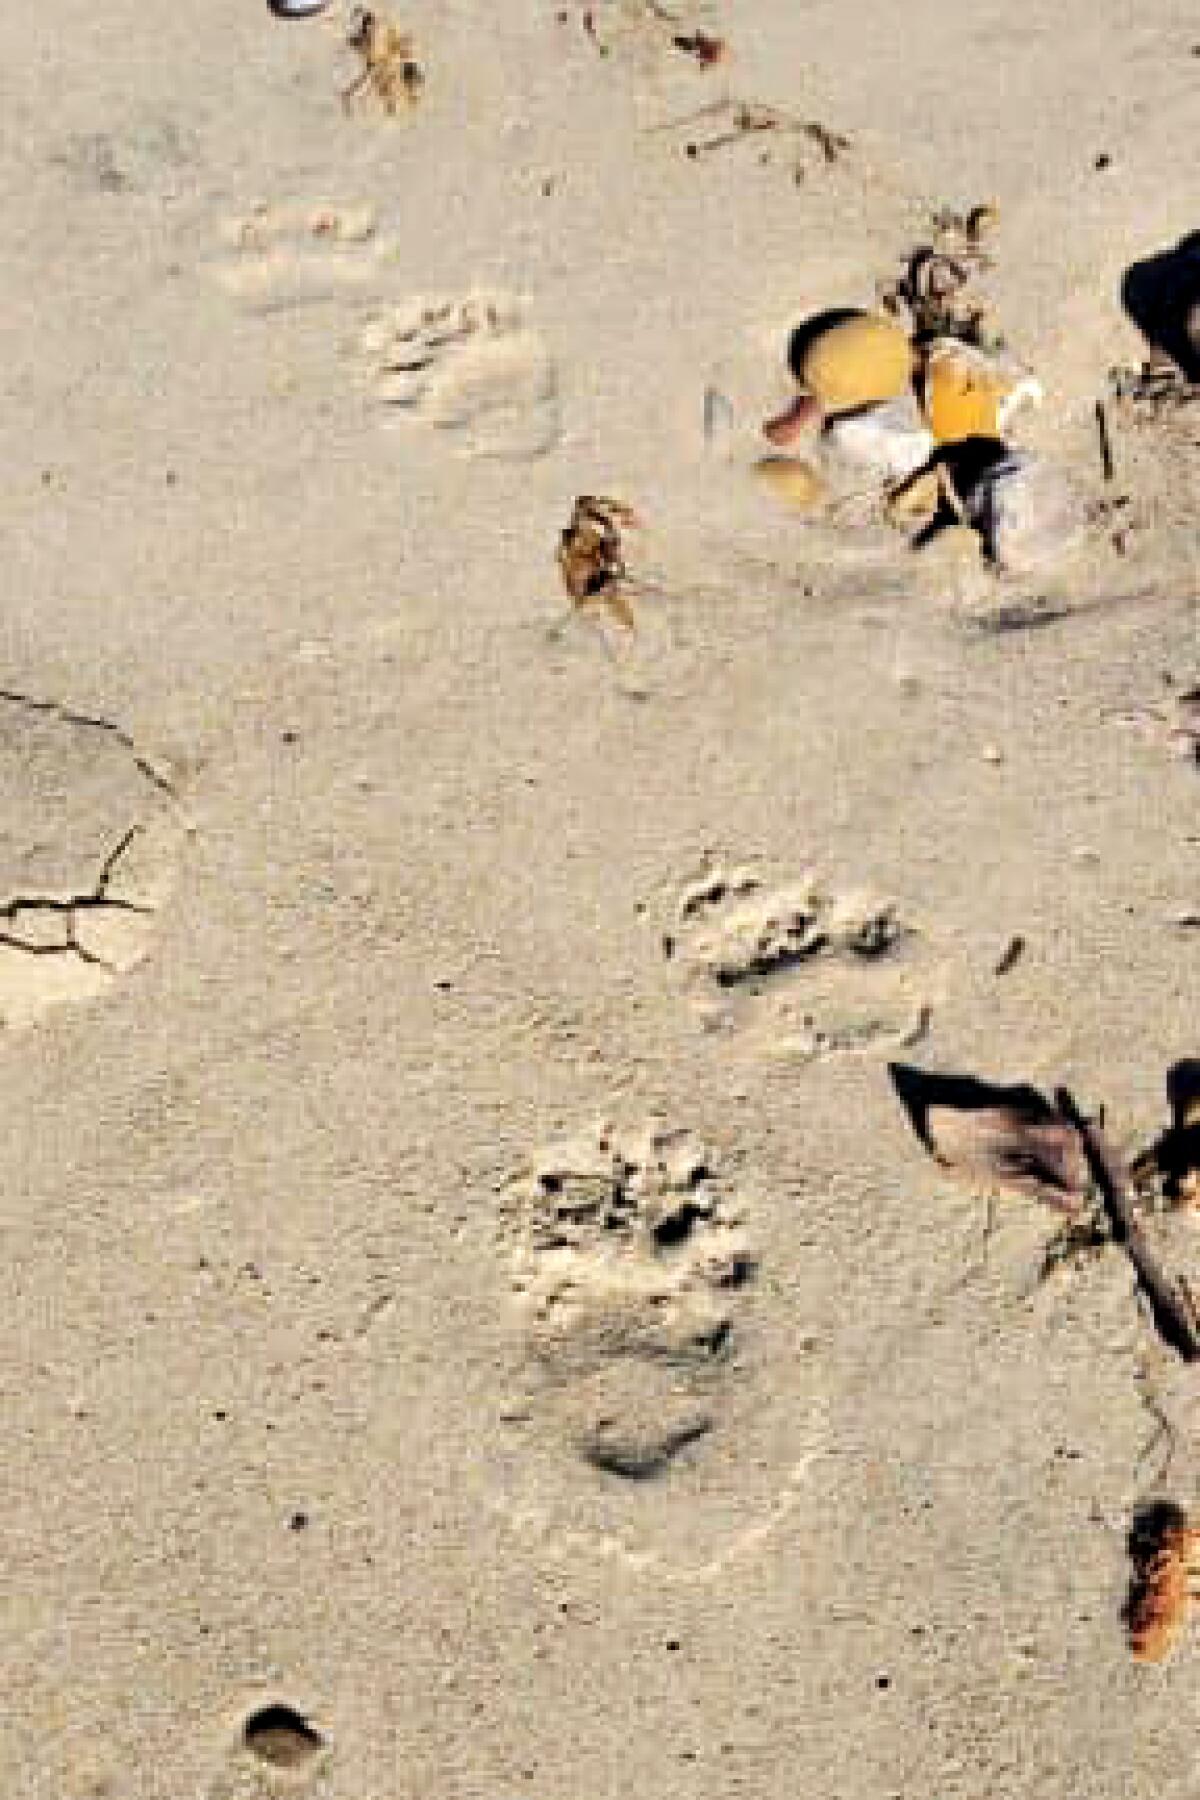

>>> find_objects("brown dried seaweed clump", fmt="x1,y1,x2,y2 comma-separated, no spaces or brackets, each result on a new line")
1126,1504,1200,1663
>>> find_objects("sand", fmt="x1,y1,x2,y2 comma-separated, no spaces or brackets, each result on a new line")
3,0,1199,1793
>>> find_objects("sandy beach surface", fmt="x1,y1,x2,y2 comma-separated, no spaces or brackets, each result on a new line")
3,1,1199,1794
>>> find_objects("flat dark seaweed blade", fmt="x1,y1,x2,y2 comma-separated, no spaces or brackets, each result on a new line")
924,1102,1089,1210
890,1064,1089,1211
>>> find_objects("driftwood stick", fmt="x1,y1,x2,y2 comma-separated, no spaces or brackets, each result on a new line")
1055,1088,1200,1362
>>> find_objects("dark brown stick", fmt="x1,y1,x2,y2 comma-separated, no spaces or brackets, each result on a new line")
1095,400,1115,484
1055,1088,1200,1362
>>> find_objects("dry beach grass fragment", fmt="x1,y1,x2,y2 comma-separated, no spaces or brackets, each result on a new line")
652,98,849,177
577,3,725,66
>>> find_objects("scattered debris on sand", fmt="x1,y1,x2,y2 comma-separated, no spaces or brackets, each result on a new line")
342,7,424,114
577,2,726,67
557,495,644,631
748,208,1113,578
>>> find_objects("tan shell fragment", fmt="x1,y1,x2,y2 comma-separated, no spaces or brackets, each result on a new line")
763,392,823,447
796,312,913,414
921,338,1042,444
752,456,829,514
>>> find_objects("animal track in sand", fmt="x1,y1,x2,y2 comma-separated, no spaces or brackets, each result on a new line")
664,862,932,1061
355,292,560,459
492,1118,831,1579
503,1120,754,1481
210,198,397,309
0,689,183,1028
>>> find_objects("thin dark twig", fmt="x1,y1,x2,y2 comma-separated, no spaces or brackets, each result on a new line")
1055,1088,1200,1362
1095,400,1115,483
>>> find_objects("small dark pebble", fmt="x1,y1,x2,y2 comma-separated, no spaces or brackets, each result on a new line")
289,1510,309,1532
1094,153,1111,170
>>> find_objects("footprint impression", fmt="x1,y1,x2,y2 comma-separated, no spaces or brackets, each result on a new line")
665,862,931,1060
355,292,560,459
0,691,181,1028
209,198,396,310
503,1120,755,1483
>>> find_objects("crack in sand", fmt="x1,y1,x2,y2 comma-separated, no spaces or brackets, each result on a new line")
0,824,158,974
0,688,184,1023
0,686,177,800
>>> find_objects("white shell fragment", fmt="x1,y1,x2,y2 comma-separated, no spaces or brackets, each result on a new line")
962,452,1084,576
824,394,934,482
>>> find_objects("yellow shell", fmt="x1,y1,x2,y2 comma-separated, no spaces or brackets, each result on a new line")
753,456,828,514
796,313,913,413
922,339,1041,443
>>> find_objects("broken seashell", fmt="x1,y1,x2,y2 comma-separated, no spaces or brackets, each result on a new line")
763,391,823,447
921,338,1042,443
795,312,913,414
961,451,1084,575
824,393,934,482
752,456,828,514
885,464,943,523
269,0,331,15
966,203,1000,246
